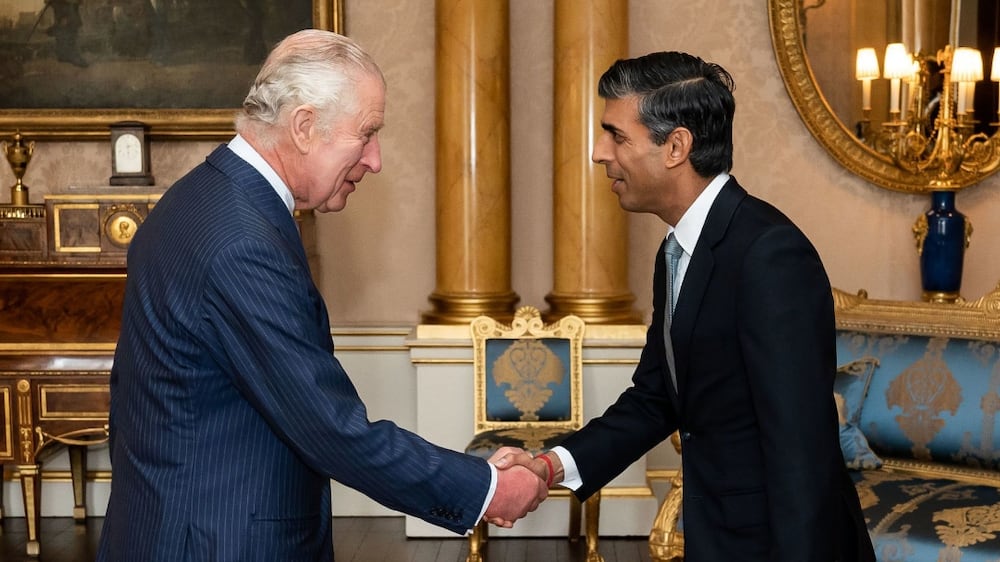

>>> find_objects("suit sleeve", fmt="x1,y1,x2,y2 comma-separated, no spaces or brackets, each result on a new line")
739,225,843,560
199,236,490,534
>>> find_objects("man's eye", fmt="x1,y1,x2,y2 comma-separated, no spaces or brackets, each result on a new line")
613,134,626,143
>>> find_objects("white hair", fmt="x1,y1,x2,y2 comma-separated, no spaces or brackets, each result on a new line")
235,29,384,147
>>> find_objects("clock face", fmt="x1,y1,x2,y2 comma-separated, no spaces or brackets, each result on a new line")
114,133,143,174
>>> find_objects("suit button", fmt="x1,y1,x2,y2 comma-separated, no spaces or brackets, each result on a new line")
680,432,693,441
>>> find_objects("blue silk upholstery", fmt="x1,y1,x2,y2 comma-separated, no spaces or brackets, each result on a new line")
483,338,572,422
467,337,574,458
836,330,1000,561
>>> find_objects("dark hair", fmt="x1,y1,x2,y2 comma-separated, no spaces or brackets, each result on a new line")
597,51,735,177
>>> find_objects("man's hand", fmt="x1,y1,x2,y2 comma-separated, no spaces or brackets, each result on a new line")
482,464,547,528
493,450,562,487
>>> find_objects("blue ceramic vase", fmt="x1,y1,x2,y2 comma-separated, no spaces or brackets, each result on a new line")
918,191,968,302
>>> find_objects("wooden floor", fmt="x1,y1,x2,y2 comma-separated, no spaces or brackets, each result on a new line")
0,516,652,562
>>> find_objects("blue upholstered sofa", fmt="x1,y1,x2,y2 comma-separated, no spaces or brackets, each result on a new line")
649,284,1000,562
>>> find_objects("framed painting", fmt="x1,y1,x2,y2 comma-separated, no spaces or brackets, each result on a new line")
0,0,343,140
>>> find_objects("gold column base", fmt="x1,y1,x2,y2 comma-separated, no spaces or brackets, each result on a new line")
421,291,520,324
923,290,961,304
545,292,642,325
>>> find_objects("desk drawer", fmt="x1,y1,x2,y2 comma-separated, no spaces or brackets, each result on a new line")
37,383,110,421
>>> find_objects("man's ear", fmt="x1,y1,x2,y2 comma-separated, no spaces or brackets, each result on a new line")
662,127,694,169
289,105,317,154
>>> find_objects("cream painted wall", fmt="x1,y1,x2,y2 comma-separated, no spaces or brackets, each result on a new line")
5,0,999,326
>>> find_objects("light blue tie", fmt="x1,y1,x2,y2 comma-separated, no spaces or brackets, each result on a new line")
663,233,683,390
664,233,683,321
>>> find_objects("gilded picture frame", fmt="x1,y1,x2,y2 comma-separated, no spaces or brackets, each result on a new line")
0,0,343,140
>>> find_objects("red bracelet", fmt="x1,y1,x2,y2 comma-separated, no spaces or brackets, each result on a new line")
536,453,555,487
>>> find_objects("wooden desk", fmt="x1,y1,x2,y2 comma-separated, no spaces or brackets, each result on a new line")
0,351,112,556
0,272,122,557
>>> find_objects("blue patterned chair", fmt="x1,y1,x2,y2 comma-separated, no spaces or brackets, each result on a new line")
464,306,602,562
649,284,1000,562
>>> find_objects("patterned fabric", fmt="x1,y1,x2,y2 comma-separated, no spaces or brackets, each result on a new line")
837,330,1000,560
852,470,1000,562
836,332,1000,469
835,357,883,469
483,337,572,422
467,336,575,460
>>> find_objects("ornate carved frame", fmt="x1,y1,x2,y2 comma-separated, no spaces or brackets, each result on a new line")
0,0,343,141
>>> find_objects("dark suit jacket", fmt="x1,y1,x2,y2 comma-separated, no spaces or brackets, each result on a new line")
98,146,490,562
560,178,874,562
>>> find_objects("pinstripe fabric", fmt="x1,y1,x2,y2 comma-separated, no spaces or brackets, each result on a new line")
97,146,491,562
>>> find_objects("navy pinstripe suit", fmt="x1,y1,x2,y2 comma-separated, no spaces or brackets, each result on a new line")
98,146,490,561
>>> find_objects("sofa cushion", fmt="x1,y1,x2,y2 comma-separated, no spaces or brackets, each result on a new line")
835,357,883,469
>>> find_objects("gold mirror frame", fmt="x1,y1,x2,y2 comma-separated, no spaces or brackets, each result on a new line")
0,0,343,141
768,0,996,194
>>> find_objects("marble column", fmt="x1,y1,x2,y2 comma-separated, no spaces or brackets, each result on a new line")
545,0,639,324
423,0,519,324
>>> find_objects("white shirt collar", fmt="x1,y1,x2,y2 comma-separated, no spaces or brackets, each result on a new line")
226,134,295,215
668,173,730,257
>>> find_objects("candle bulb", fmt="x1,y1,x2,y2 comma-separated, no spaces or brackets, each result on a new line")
855,48,880,112
952,47,984,118
884,43,911,117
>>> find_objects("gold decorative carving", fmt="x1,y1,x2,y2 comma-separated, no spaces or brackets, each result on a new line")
102,204,142,248
35,426,109,453
649,432,684,561
1,387,10,459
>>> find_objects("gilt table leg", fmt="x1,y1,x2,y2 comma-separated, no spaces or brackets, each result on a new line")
19,464,41,556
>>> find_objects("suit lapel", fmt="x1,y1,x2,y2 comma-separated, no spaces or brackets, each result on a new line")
205,146,309,268
670,178,747,395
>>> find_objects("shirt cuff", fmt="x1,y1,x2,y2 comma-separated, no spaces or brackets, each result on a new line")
551,446,582,491
471,462,499,534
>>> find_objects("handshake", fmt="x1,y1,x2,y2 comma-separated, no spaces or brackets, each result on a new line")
482,446,561,528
